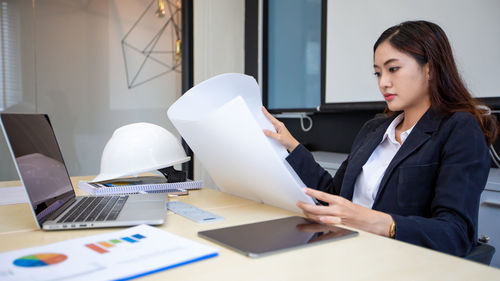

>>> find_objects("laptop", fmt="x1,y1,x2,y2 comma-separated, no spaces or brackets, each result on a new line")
0,113,168,230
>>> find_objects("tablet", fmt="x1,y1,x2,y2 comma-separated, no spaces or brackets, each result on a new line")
198,216,358,258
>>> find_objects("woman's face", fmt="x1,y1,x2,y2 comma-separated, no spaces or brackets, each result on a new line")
374,41,430,112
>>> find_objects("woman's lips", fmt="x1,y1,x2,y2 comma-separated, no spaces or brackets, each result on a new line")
384,93,396,101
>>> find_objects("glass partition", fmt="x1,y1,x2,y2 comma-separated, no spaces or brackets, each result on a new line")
265,0,322,111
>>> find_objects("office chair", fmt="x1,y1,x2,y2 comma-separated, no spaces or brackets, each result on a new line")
464,242,496,265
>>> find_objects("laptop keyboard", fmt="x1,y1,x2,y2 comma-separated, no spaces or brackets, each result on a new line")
57,196,129,223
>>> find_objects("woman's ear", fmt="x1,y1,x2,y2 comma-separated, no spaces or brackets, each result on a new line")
425,64,431,81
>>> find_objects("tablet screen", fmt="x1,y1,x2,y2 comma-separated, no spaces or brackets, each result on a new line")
198,216,358,257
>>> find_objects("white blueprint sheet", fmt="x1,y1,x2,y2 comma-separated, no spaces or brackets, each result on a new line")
167,73,315,213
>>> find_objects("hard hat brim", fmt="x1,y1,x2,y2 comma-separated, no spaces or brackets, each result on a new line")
91,156,190,183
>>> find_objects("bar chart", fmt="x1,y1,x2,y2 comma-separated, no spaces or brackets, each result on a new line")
85,233,146,254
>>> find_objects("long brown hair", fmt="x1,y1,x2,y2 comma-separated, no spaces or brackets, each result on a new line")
374,20,498,145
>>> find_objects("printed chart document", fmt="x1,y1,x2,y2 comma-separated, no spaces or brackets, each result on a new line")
167,73,315,213
0,225,218,281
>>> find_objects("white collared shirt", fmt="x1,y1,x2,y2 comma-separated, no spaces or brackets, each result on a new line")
352,113,415,209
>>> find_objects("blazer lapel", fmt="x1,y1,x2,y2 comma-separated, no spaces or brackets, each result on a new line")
372,108,442,207
339,117,394,200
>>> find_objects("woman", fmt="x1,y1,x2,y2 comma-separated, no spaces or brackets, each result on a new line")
263,20,497,256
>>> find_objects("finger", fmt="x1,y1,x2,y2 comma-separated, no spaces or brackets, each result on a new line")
297,201,335,216
320,216,342,224
263,129,280,141
262,106,282,128
302,212,321,223
303,188,337,204
297,205,322,222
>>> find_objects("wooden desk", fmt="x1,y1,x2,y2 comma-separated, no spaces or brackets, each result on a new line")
1,176,499,280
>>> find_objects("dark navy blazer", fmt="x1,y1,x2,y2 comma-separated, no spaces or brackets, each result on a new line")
286,108,490,256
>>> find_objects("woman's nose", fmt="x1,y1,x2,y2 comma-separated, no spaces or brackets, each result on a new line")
378,73,392,89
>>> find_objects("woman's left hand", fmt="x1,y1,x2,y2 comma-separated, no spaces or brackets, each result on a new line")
297,188,394,237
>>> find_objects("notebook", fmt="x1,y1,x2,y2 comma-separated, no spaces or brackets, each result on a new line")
78,177,202,195
0,113,168,230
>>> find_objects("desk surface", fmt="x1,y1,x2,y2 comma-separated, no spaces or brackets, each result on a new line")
1,176,499,281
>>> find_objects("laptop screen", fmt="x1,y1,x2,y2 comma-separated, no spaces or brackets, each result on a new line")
1,113,75,224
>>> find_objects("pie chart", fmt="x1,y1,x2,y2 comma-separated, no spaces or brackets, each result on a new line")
13,253,68,267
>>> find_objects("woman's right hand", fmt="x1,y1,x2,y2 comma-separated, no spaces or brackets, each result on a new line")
262,106,300,152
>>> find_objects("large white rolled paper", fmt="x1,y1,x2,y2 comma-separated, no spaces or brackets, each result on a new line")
167,73,315,213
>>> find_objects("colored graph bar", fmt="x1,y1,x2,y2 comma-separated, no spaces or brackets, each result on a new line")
121,237,137,243
98,241,115,248
132,234,146,239
110,239,122,244
85,243,109,254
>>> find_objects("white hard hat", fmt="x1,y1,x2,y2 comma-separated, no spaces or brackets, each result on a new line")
92,122,190,182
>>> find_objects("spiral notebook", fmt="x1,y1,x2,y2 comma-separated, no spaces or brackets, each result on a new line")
79,176,203,195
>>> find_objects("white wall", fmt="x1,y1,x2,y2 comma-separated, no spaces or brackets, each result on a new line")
192,0,245,189
0,0,182,180
325,0,500,104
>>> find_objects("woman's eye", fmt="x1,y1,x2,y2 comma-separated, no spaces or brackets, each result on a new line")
388,67,400,72
373,72,381,77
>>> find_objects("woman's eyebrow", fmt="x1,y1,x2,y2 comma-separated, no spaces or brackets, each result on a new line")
373,58,399,68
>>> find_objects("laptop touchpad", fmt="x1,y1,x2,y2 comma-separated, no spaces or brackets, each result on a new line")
118,201,165,219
